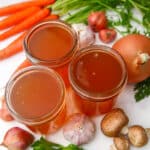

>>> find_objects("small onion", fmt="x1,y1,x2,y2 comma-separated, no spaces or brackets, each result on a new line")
113,34,150,83
88,11,107,32
1,127,34,150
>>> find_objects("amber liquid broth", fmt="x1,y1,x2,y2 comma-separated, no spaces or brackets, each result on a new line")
28,25,74,61
10,70,66,134
70,50,123,115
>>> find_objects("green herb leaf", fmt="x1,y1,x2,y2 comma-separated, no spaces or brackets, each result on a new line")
32,137,84,150
134,77,150,102
62,144,84,150
51,0,150,37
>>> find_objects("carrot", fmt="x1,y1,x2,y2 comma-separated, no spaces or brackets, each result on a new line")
0,8,50,41
0,0,55,16
44,14,59,20
0,7,40,30
0,32,26,60
15,59,32,72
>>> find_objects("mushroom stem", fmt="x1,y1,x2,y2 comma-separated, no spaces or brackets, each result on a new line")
110,144,117,150
145,128,150,138
136,53,150,65
121,126,129,135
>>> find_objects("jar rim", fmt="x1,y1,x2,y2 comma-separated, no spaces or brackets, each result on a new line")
24,20,79,67
69,45,128,101
5,65,66,125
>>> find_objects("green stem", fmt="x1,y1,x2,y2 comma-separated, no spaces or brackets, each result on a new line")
128,0,149,11
93,0,119,13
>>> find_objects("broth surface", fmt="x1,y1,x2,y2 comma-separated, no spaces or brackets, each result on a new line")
10,70,62,119
28,25,74,60
73,51,123,93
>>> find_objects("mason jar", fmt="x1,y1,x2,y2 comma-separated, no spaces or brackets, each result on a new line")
24,20,79,87
5,65,66,134
68,45,128,116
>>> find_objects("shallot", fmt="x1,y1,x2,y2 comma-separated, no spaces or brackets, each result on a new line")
88,11,107,32
1,127,34,150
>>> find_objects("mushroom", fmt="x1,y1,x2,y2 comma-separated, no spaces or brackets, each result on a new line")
101,108,129,137
128,125,149,147
63,113,96,145
111,136,130,150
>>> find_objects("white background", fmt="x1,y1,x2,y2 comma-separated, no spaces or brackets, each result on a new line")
0,1,150,150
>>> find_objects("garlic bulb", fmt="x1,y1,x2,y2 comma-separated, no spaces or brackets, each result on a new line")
72,23,95,49
63,113,96,145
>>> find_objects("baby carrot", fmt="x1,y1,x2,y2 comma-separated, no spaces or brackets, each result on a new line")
0,0,55,16
0,8,50,41
0,7,40,30
14,59,32,72
0,32,26,60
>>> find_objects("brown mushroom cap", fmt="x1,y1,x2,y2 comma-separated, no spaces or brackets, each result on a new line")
113,136,130,150
101,108,129,137
128,125,148,147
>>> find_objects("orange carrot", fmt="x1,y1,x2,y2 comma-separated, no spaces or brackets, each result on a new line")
0,7,41,30
0,32,26,60
15,59,32,72
0,0,55,16
44,14,59,20
0,8,50,41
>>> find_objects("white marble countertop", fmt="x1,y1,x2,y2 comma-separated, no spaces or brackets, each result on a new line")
0,1,150,150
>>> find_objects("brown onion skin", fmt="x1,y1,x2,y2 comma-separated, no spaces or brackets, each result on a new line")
112,34,150,83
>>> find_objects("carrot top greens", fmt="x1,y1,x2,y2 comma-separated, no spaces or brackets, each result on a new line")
51,0,150,36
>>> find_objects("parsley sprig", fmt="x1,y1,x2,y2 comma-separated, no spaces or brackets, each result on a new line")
134,77,150,102
51,0,150,36
32,137,84,150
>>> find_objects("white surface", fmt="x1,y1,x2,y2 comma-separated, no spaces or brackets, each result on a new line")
0,1,150,150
